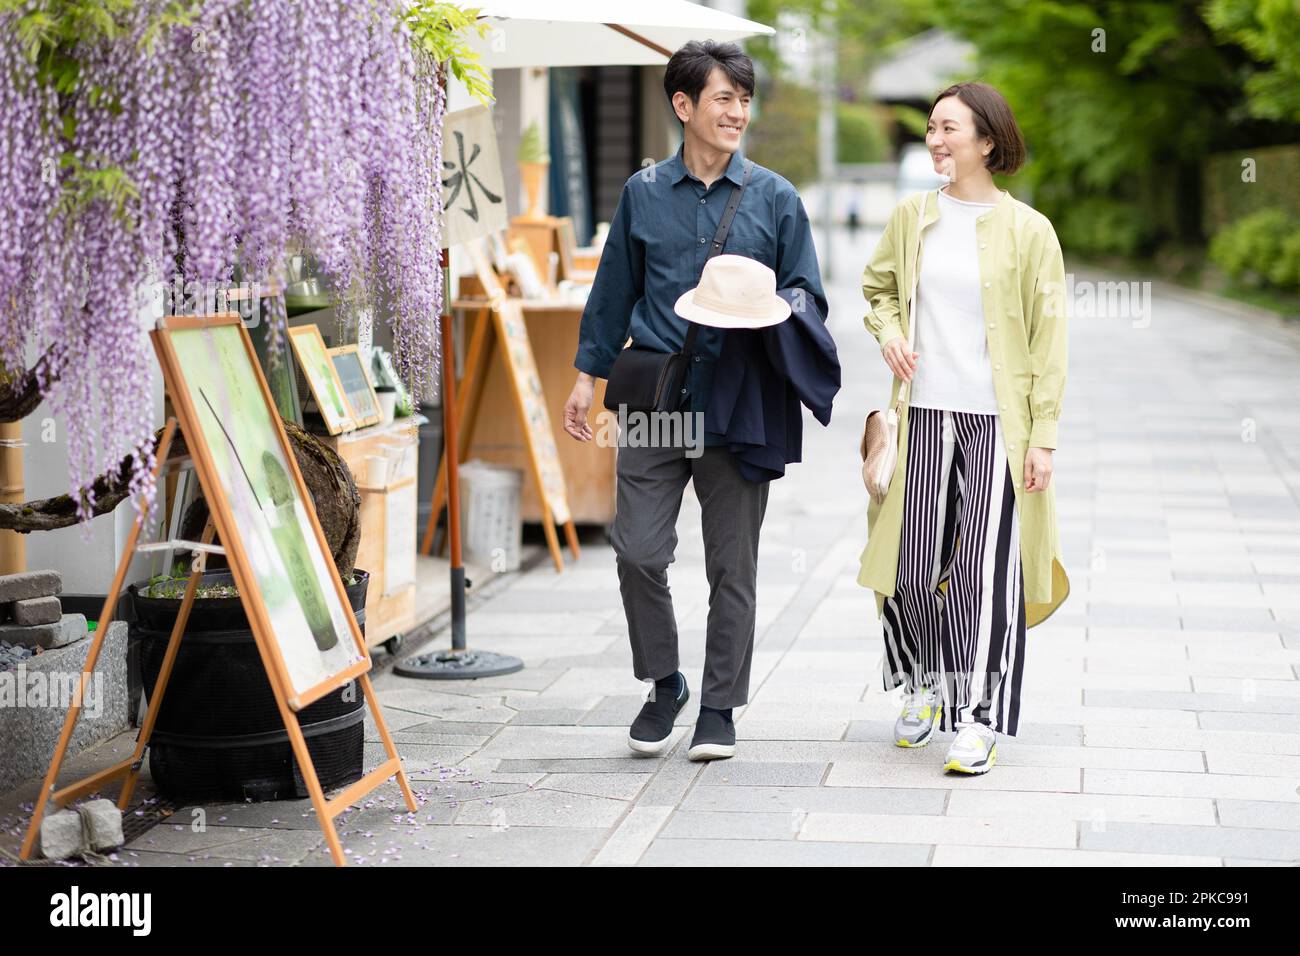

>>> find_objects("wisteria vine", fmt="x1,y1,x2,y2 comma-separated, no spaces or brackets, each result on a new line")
0,0,455,522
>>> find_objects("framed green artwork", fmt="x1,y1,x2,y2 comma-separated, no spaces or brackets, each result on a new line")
288,324,354,435
152,314,369,709
328,344,381,428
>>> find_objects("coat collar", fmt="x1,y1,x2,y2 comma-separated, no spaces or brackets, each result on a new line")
920,185,1013,226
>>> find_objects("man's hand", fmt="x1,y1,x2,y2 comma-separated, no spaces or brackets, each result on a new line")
563,372,596,442
1024,446,1054,492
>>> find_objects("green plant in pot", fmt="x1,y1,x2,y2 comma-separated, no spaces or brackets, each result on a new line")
518,121,550,220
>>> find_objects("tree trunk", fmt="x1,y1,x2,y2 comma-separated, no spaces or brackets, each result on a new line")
0,350,52,575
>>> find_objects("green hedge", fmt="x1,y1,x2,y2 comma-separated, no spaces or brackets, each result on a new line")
1053,197,1158,259
836,101,888,164
1203,144,1300,235
1208,209,1300,289
746,81,818,188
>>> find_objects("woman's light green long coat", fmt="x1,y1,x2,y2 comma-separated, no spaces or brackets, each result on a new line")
857,188,1071,628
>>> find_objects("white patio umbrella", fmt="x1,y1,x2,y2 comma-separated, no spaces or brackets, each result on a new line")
460,0,775,68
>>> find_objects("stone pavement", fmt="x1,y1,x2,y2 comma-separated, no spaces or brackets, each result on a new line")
3,224,1300,867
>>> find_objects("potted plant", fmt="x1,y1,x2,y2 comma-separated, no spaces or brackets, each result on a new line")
127,562,372,802
518,121,550,220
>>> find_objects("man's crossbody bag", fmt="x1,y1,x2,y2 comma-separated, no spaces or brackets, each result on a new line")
602,159,753,414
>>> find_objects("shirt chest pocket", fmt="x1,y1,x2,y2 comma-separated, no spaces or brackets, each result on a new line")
723,228,775,268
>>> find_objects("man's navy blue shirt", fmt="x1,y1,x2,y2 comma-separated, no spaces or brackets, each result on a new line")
574,145,828,441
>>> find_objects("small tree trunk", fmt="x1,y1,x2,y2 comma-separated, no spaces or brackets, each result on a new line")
0,420,23,574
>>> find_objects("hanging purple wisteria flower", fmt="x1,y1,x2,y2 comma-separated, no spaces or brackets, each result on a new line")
0,0,458,521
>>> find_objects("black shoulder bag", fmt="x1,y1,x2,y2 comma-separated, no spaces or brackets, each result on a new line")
602,159,753,414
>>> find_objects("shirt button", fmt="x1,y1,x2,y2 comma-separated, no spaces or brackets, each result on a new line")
698,237,706,245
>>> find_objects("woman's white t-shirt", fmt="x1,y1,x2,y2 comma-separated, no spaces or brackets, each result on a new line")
907,188,999,414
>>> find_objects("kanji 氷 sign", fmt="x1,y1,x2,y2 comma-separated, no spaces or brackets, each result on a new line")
441,105,508,248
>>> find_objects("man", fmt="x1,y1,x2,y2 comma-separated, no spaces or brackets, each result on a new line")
561,40,828,761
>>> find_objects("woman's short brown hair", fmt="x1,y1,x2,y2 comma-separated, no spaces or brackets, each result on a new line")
930,82,1026,175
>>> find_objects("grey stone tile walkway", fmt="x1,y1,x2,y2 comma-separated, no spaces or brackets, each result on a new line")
3,226,1300,867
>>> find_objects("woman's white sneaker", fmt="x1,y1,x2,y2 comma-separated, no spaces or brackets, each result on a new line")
943,722,997,774
894,687,942,748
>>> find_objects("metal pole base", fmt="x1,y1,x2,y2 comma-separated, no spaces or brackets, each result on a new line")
394,649,524,680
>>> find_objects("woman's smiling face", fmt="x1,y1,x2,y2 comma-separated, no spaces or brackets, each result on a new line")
926,94,993,180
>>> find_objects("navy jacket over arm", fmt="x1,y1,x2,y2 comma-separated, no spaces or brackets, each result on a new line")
574,147,826,440
704,287,841,482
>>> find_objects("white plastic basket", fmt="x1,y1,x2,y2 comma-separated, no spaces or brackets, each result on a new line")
458,460,524,572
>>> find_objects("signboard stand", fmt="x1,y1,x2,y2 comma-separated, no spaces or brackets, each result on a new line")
399,105,530,680
419,242,580,572
396,302,525,680
20,317,417,867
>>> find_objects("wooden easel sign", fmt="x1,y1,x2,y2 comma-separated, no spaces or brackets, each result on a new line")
468,239,579,570
19,313,415,867
159,316,370,705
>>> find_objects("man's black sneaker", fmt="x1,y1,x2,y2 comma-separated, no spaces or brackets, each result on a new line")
628,673,689,754
687,707,736,761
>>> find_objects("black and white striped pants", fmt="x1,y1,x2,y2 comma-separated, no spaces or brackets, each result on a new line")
882,407,1028,736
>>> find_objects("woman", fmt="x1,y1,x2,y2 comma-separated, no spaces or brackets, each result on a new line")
857,82,1070,775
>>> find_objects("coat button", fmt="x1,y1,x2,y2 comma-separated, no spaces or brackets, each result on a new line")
983,281,990,288
1001,403,1007,410
980,243,987,249
698,237,706,244
1009,443,1016,450
994,363,1001,370
988,322,995,329
699,198,706,205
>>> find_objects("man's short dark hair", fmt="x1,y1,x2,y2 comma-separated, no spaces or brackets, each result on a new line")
663,40,755,122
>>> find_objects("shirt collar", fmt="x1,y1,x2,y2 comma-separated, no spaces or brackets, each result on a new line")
668,143,747,187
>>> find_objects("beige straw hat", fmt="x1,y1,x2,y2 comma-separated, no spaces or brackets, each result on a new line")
673,254,791,330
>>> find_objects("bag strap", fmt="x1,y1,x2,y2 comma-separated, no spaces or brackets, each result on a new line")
896,188,933,408
683,158,753,356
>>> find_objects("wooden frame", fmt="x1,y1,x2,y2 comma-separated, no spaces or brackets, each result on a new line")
555,216,577,282
157,314,369,707
420,240,580,571
288,323,355,435
20,313,417,866
328,344,382,428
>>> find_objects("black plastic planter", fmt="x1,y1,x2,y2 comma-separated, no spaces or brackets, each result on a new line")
128,570,369,802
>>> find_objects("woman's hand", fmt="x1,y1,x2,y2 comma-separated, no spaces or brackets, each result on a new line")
1024,447,1054,492
882,336,918,383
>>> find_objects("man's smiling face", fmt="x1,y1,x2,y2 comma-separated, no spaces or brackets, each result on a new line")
675,66,751,155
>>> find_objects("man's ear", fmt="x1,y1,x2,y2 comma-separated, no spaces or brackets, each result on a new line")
672,91,692,125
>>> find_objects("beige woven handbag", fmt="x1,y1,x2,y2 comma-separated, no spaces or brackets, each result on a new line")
862,191,930,504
